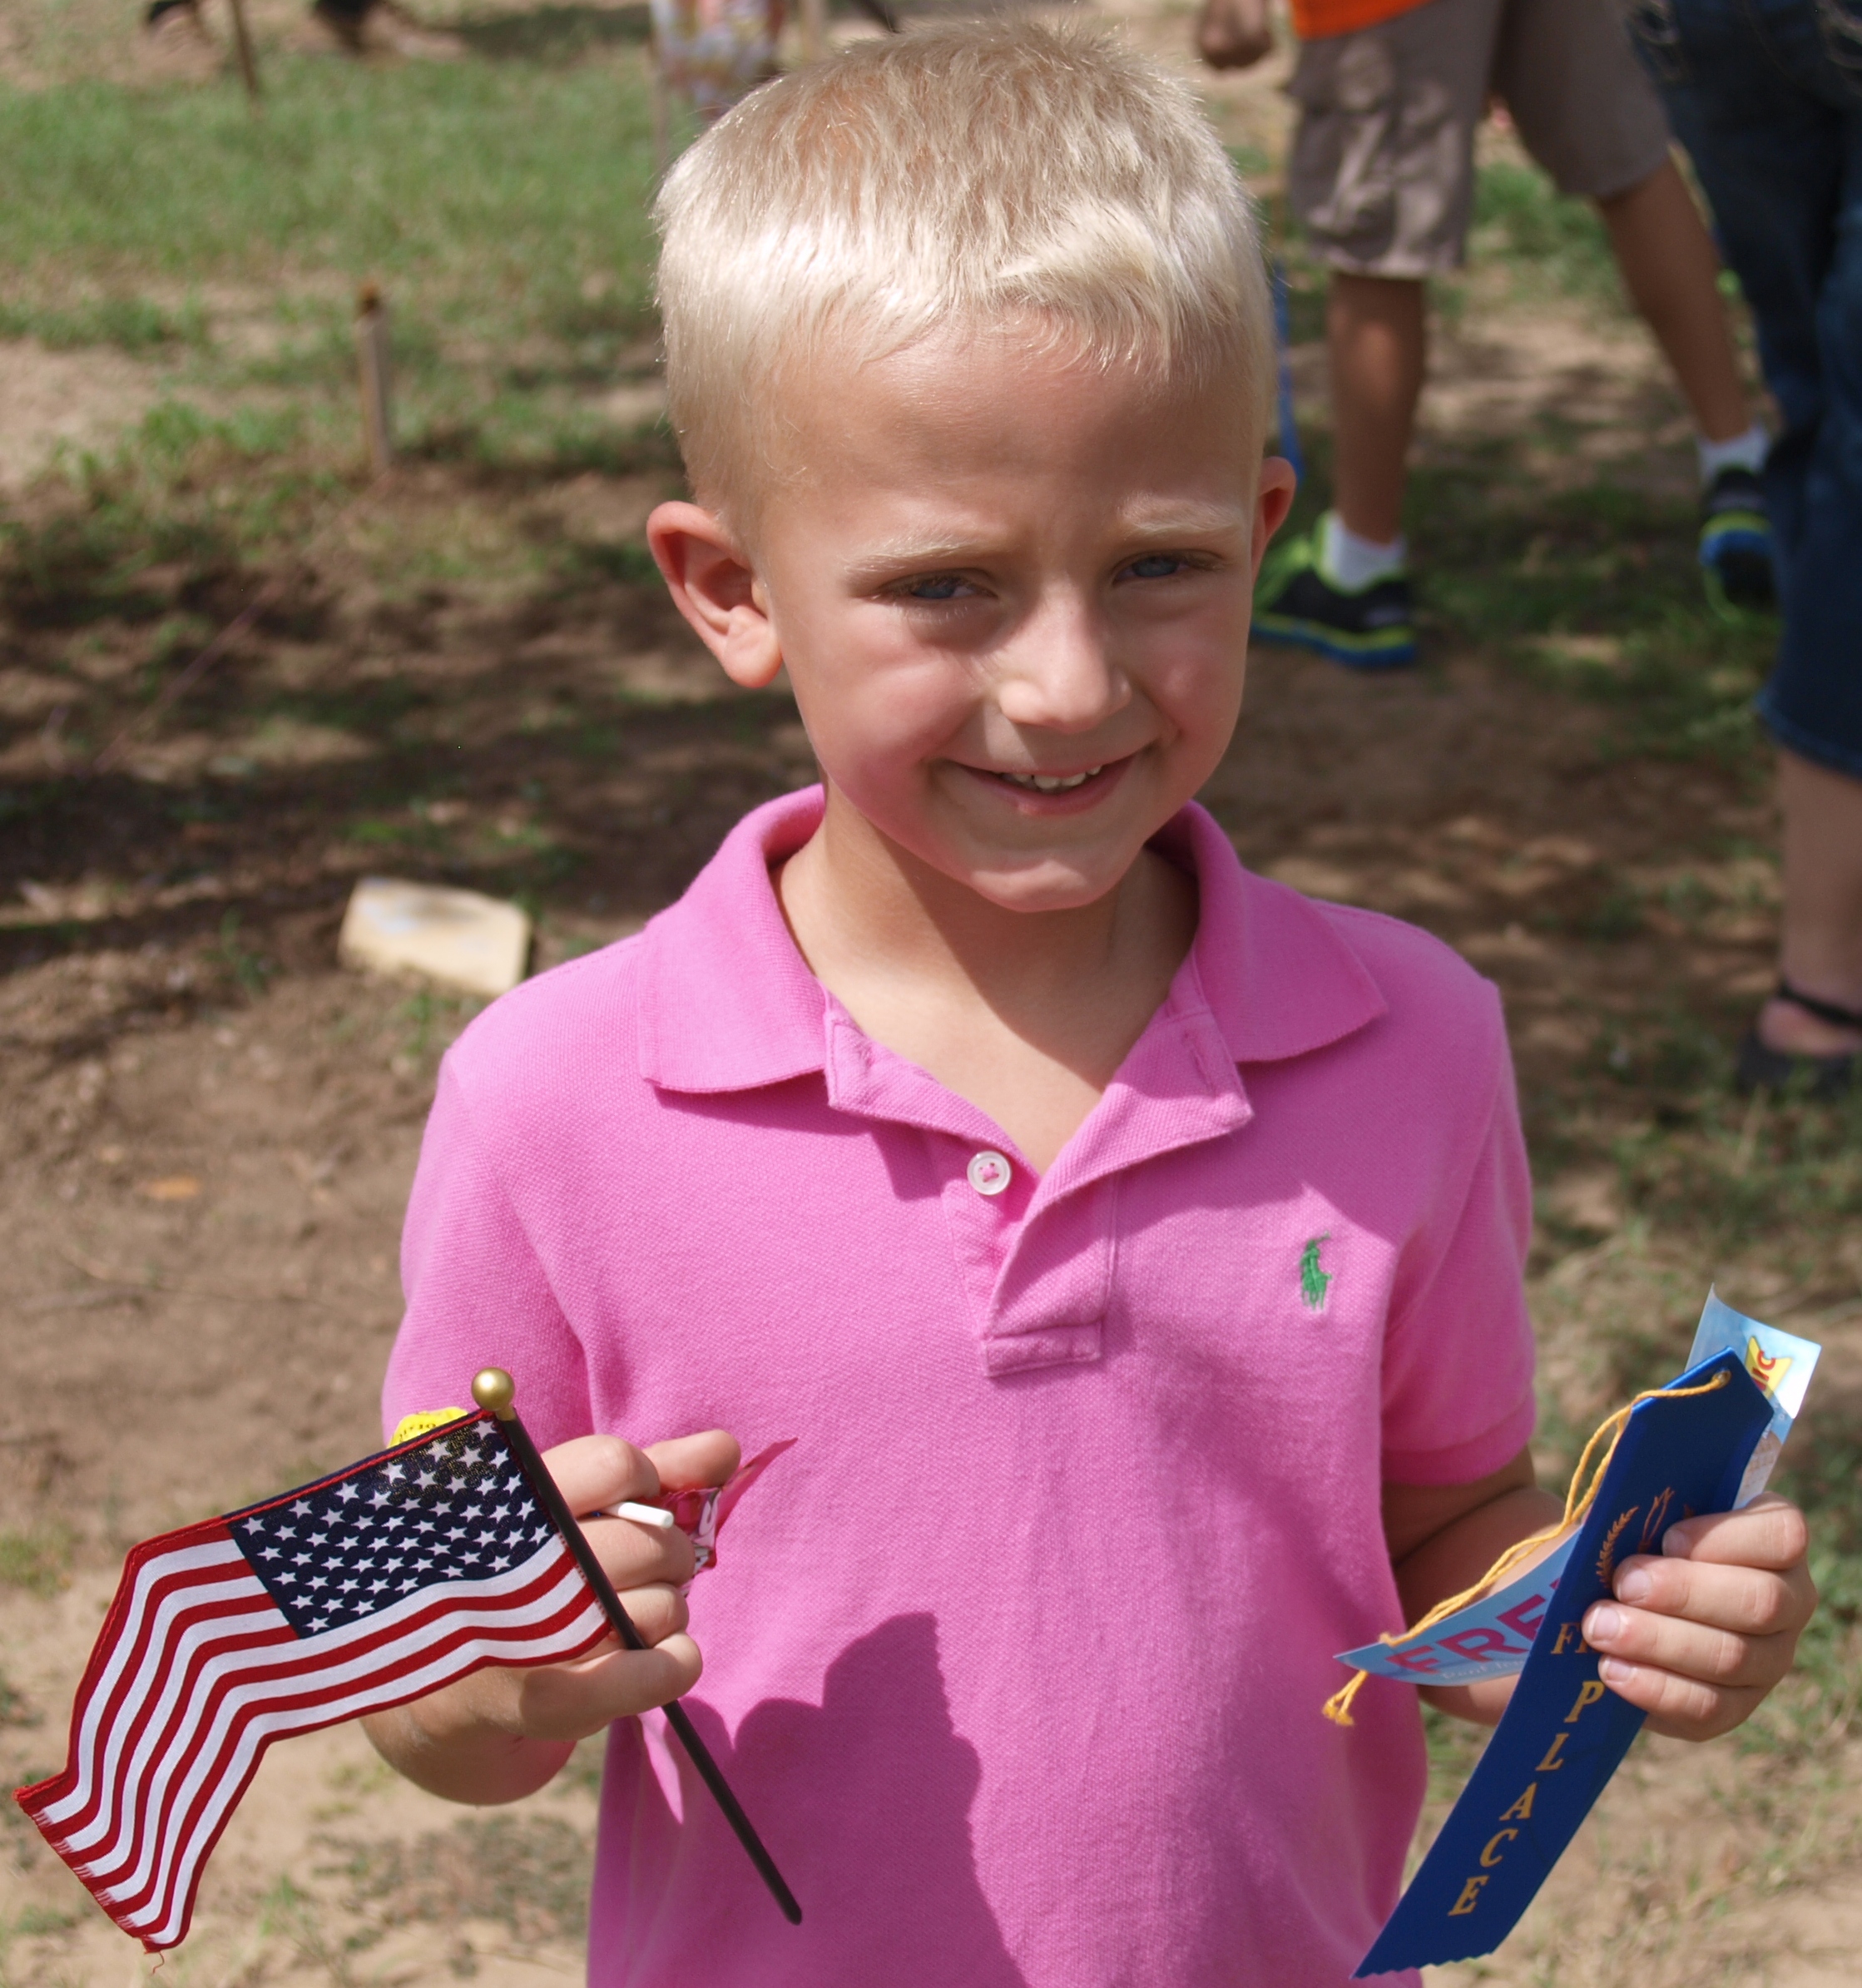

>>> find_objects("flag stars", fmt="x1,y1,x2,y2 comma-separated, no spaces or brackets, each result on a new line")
236,1432,562,1636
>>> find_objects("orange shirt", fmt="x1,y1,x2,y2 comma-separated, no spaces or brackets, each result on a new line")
1289,0,1430,38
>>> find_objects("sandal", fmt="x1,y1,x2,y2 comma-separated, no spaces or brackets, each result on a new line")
1736,979,1860,1100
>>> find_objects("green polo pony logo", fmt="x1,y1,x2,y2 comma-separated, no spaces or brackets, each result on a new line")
1300,1236,1333,1313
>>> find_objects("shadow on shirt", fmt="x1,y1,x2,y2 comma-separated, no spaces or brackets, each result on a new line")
593,1612,1029,1985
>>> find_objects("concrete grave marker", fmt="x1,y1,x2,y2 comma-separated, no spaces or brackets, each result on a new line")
339,878,530,999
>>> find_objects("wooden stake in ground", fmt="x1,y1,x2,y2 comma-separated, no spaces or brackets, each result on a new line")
355,284,394,475
225,0,263,106
799,0,828,60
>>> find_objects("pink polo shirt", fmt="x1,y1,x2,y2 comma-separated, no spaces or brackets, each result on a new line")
384,789,1536,1988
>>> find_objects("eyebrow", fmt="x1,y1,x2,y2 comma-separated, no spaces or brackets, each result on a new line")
845,504,1252,576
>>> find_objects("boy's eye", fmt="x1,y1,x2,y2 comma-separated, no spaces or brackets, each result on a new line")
899,573,977,602
1122,553,1192,581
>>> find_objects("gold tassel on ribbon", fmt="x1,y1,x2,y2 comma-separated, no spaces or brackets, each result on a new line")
1323,1371,1730,1727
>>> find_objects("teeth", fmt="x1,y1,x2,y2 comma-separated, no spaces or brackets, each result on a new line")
999,766,1102,793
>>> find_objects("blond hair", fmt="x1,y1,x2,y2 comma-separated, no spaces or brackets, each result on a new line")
654,20,1275,524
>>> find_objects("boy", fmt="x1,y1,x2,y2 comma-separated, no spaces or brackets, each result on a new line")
364,27,1815,1986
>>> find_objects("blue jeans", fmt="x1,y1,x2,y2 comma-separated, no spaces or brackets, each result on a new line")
1627,0,1862,780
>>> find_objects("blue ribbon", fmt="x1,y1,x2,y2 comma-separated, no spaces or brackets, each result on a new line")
1356,1351,1772,1976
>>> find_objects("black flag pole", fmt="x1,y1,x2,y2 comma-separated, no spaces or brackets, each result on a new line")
470,1368,803,1925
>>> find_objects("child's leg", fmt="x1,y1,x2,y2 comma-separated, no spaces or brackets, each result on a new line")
1498,0,1774,607
1496,0,1754,444
1765,751,1862,1058
1327,271,1425,547
1628,0,1862,1077
1285,0,1505,540
1593,156,1751,445
1261,0,1502,665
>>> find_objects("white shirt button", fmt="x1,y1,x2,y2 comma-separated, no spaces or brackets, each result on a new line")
967,1150,1012,1197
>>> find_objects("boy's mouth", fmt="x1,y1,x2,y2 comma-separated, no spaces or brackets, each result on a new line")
959,756,1132,811
996,766,1102,794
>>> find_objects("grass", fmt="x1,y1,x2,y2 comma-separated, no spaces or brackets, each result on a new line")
316,1812,595,1962
0,1527,72,1597
0,1671,37,1729
0,43,670,592
0,58,661,313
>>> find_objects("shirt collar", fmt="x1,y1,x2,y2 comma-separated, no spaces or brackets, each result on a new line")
636,787,1386,1094
1152,803,1387,1065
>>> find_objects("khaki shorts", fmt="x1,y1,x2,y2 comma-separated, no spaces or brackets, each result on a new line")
1287,0,1673,277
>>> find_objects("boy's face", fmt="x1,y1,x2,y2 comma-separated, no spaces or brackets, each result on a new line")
651,324,1295,914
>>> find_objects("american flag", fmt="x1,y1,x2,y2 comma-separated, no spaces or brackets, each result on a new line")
14,1411,610,1952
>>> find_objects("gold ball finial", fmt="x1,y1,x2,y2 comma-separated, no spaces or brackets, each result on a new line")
472,1367,517,1420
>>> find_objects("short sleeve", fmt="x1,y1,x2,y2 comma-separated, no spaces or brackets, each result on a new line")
382,1053,594,1450
1379,1037,1537,1485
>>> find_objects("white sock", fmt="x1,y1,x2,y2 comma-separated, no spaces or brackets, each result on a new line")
1320,512,1407,591
1697,423,1768,486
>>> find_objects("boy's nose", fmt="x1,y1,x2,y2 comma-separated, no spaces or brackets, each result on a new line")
991,597,1131,733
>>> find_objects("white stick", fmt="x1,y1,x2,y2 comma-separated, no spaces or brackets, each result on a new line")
605,1501,677,1530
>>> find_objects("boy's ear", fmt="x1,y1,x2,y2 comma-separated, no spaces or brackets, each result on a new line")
646,501,784,689
1250,457,1300,581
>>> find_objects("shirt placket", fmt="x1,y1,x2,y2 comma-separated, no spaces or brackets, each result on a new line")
825,998,1255,1379
939,1148,1114,1376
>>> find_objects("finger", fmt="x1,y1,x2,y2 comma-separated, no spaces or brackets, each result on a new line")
507,1633,704,1743
610,1580,690,1648
542,1434,662,1516
1593,1655,1764,1741
643,1428,740,1493
1582,1599,1795,1692
1609,1553,1817,1638
1661,1494,1810,1570
582,1511,696,1591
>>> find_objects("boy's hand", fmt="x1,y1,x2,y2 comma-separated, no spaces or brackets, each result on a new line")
362,1427,740,1803
1581,1493,1816,1740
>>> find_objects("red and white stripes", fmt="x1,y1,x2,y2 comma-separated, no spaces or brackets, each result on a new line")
17,1520,607,1950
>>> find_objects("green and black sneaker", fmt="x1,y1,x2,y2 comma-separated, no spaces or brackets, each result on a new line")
1700,465,1776,617
1252,517,1417,669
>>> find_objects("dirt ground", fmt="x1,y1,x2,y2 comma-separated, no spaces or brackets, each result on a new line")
2,11,1859,1988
